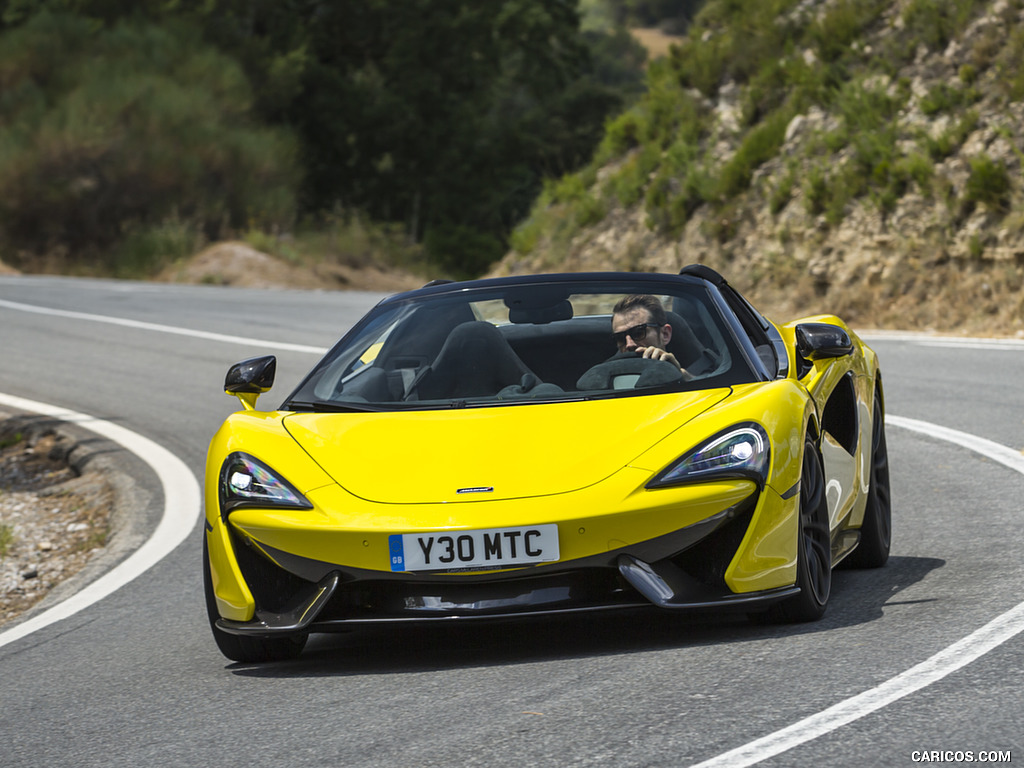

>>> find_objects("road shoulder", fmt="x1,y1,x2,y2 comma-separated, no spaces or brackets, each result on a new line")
0,409,152,629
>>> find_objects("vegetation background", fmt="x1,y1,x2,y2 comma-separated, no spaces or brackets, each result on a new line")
0,0,687,279
1,0,1022,334
500,0,1024,335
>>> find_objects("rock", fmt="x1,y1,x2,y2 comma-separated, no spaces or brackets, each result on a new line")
1,414,114,627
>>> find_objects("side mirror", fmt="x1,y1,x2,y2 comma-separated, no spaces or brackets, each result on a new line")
225,356,276,410
796,323,854,362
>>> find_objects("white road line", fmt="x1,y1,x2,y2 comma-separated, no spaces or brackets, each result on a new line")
689,415,1024,768
0,393,200,651
918,341,1021,351
0,298,328,354
859,330,1024,351
890,416,1024,474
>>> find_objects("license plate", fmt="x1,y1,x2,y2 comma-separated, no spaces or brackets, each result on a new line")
389,524,559,572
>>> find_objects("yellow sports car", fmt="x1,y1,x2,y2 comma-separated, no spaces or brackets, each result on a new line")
203,267,890,662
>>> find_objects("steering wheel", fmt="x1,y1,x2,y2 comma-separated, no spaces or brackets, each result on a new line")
576,351,684,391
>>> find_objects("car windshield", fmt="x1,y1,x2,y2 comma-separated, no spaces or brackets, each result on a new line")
285,278,760,411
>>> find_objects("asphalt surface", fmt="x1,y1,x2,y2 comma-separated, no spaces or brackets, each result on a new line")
0,275,1021,768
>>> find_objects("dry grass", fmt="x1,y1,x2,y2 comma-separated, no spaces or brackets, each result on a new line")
629,27,683,62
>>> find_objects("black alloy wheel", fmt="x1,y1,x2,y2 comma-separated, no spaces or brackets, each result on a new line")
845,388,891,568
770,436,832,622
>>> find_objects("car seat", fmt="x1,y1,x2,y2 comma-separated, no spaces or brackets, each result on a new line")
414,321,537,400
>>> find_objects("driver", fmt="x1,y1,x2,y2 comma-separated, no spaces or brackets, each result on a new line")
611,294,689,376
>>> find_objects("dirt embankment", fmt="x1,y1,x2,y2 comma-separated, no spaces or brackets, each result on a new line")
158,241,427,293
0,240,428,293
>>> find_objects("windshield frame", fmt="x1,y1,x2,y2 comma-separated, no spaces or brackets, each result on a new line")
281,273,762,412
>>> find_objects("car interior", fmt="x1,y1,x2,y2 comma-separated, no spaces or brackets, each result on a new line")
305,289,747,407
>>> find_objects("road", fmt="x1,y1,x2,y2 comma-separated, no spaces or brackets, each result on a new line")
0,275,1021,768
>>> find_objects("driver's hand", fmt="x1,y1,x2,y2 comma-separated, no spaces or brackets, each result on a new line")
636,346,693,380
636,345,679,367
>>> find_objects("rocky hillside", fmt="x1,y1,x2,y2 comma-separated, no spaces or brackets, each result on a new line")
495,0,1024,336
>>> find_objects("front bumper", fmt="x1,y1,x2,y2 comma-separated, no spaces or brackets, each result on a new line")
216,561,800,637
212,490,799,637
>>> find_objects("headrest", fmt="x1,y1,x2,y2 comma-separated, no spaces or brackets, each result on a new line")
664,311,703,369
508,300,573,324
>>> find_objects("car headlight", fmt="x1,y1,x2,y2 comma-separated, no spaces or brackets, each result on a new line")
219,452,313,516
647,423,770,489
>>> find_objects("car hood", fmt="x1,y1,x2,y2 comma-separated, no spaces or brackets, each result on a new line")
283,391,730,504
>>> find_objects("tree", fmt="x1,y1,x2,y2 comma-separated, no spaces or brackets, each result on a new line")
0,11,298,265
285,1,596,274
0,1,644,276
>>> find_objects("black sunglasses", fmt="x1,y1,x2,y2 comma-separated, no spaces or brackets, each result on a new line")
613,323,660,347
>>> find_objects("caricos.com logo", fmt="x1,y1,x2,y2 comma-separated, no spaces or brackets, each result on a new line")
911,751,1012,763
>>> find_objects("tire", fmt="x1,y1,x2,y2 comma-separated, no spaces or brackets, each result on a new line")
203,539,307,663
769,437,832,623
845,389,891,568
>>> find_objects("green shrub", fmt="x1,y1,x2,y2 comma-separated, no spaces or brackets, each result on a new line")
919,83,978,116
769,168,796,215
995,27,1024,100
423,224,505,279
304,211,425,272
834,79,903,135
509,220,541,256
644,141,714,234
968,233,985,260
853,131,899,187
742,53,824,128
111,219,205,278
0,13,299,270
639,77,708,150
242,228,301,264
671,0,804,97
570,192,608,229
550,173,590,204
599,110,644,160
809,0,885,64
924,110,979,160
0,522,13,559
604,143,661,208
824,127,850,153
671,27,728,98
901,0,988,53
903,152,936,194
825,173,857,228
716,107,792,200
803,165,829,217
963,155,1012,213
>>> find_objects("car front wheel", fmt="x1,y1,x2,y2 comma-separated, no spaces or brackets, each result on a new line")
203,539,307,663
770,436,832,623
